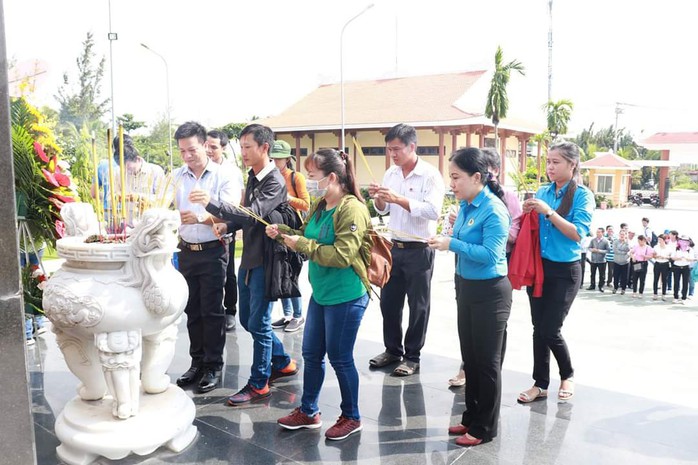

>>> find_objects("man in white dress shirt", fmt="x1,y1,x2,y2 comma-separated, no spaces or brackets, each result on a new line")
207,129,245,331
172,121,235,393
367,123,445,376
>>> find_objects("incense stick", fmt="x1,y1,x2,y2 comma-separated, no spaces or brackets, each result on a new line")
385,227,429,242
353,138,376,182
236,205,270,226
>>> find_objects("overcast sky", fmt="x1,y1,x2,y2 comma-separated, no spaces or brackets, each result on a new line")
5,0,695,139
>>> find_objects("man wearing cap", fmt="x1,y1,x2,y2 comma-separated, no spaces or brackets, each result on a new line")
367,123,445,377
269,140,310,332
207,129,245,331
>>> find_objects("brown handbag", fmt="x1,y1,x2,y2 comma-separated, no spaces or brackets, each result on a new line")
367,229,393,288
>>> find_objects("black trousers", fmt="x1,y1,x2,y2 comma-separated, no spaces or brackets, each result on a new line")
589,262,606,288
224,239,238,316
580,253,587,285
178,243,228,370
613,263,629,291
380,247,435,363
653,262,670,295
673,265,691,300
631,261,648,294
606,261,614,286
527,259,580,390
456,275,511,441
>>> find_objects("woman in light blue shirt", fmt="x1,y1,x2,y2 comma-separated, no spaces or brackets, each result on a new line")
518,141,594,404
429,147,511,447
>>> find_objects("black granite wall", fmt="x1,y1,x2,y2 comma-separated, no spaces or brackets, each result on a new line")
0,0,38,463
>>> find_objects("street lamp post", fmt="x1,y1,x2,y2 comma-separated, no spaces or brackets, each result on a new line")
340,4,374,153
107,0,117,133
140,43,173,172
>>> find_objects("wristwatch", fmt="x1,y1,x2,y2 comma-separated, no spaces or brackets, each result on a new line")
545,209,555,219
196,213,207,223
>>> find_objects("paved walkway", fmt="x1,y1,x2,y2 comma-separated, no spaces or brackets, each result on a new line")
29,191,698,464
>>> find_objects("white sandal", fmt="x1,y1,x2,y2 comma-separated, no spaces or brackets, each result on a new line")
558,378,575,402
448,369,466,387
518,386,547,403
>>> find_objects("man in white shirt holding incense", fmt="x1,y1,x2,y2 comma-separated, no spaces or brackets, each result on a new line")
367,123,445,376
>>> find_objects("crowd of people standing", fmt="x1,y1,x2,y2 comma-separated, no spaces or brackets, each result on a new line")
580,217,697,303
98,119,695,449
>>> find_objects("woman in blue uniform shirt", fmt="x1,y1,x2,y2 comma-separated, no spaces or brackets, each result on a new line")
429,147,511,447
517,141,594,404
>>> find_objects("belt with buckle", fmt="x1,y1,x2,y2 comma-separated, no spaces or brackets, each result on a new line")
392,239,428,249
179,239,223,252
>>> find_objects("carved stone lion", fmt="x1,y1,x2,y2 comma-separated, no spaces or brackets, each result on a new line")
43,204,188,420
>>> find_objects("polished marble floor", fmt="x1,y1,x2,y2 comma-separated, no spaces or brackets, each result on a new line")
28,248,698,465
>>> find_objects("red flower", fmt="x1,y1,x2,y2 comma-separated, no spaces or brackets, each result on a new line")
55,220,65,238
41,169,59,187
33,142,49,163
53,194,75,203
54,172,71,187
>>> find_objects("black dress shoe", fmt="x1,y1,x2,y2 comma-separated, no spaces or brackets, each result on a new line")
197,369,221,393
586,286,595,290
176,366,203,387
226,315,236,332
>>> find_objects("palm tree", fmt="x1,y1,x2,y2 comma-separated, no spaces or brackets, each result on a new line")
531,131,551,188
543,99,574,139
485,46,526,148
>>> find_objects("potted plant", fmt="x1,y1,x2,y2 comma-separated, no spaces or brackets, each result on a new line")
595,193,608,210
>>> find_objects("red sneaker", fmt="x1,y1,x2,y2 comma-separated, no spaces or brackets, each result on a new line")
448,424,469,435
278,407,322,430
227,384,271,406
455,433,484,447
325,416,362,440
269,359,299,384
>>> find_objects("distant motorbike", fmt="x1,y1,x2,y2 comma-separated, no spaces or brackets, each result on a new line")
629,193,644,206
629,192,661,208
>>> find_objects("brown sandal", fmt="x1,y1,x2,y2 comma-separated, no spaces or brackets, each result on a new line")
369,351,401,368
392,360,419,376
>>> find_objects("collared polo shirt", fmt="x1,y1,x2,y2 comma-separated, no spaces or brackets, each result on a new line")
537,181,594,263
449,185,509,280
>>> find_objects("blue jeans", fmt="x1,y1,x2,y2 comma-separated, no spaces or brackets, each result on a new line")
20,249,44,267
238,266,291,389
282,297,303,319
301,293,369,420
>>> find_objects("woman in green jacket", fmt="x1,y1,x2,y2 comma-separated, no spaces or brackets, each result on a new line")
266,148,371,441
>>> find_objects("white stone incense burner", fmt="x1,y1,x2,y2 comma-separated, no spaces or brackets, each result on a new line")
42,203,196,465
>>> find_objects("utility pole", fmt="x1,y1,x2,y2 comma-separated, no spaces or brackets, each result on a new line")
107,0,117,133
613,102,639,153
613,102,623,153
547,0,553,103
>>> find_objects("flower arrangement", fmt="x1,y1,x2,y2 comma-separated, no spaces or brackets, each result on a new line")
12,97,78,248
22,264,48,315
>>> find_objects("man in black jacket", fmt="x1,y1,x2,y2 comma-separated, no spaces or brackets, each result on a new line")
191,124,298,406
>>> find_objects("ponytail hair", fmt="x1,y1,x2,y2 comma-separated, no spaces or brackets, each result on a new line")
549,141,581,217
304,148,364,218
449,147,507,206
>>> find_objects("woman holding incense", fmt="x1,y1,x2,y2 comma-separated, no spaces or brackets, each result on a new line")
428,147,511,447
266,148,372,441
